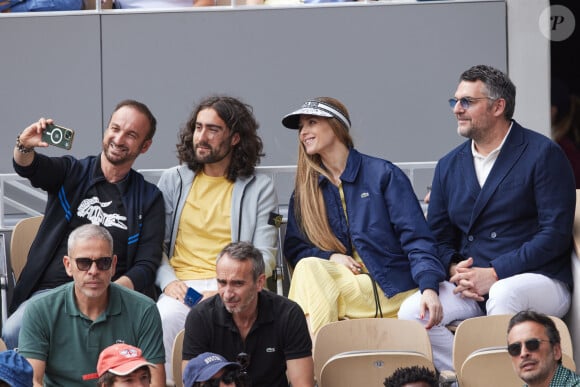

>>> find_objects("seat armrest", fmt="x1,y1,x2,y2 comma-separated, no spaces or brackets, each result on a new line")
439,370,457,387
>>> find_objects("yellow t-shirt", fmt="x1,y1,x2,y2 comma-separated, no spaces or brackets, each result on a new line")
338,184,365,270
171,172,233,280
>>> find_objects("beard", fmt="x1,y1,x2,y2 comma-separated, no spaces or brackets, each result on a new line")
222,291,257,315
102,140,141,166
193,141,233,164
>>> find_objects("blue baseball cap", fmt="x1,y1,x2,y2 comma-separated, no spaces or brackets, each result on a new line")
183,352,240,385
0,350,33,387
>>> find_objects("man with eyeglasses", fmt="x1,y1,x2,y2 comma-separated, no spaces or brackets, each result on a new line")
182,241,314,387
4,100,164,351
400,65,576,372
17,224,165,387
507,311,580,386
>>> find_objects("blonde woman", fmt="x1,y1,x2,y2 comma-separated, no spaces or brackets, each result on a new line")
282,97,448,366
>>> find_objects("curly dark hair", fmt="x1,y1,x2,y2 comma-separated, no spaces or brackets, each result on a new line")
176,95,264,181
383,366,439,387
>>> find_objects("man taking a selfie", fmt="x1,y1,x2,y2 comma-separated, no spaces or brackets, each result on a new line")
3,99,164,350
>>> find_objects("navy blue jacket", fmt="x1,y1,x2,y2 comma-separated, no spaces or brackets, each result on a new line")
428,121,575,286
284,149,445,297
10,154,164,313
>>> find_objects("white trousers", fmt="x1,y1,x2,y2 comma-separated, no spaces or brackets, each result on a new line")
157,278,217,384
398,274,571,372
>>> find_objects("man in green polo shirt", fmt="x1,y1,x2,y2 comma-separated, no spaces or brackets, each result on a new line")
507,311,580,387
18,224,165,387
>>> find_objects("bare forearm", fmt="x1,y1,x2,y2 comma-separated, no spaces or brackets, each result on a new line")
114,275,134,290
28,358,46,387
149,364,166,387
287,357,315,387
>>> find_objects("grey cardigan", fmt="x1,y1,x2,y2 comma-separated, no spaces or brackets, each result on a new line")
155,165,278,290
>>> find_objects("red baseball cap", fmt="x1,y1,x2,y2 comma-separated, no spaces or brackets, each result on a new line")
97,343,155,377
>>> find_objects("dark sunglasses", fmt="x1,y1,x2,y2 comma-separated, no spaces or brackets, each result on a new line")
74,257,113,271
236,352,251,386
448,96,495,109
197,377,230,387
196,367,242,387
507,338,551,357
236,352,250,371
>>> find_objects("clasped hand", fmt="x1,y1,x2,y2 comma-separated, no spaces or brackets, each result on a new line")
449,257,497,302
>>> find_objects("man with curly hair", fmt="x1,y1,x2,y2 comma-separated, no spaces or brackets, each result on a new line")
155,95,278,384
383,366,438,387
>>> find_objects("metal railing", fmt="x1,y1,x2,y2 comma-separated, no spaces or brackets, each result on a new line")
0,162,436,230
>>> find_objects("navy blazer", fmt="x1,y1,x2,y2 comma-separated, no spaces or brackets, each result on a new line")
428,121,576,287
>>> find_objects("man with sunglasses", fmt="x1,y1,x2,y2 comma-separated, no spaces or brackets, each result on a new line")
182,352,243,387
182,242,314,387
17,224,165,387
507,311,580,386
4,100,164,351
400,65,576,372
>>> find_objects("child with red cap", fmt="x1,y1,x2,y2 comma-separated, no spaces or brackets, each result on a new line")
96,343,155,387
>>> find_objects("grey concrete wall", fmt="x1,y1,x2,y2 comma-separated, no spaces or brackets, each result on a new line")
0,13,103,167
0,1,506,178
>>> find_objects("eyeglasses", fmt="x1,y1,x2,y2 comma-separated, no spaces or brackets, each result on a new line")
448,97,495,109
507,338,551,357
73,257,113,271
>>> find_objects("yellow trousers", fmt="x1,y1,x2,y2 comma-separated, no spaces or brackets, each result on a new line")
288,257,417,334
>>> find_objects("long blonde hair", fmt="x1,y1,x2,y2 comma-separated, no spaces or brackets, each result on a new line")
293,97,354,253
